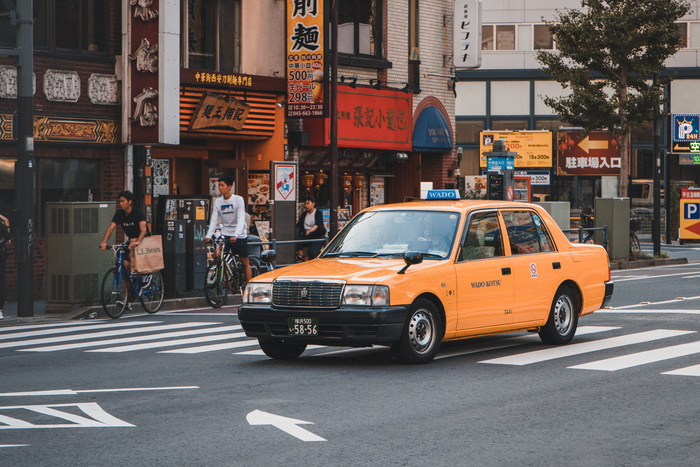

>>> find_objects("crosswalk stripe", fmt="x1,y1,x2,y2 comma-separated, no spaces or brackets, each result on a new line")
0,321,111,333
0,321,160,341
236,349,266,356
570,340,700,371
436,326,620,360
87,330,246,353
596,309,700,315
3,322,216,350
19,325,240,352
479,330,695,366
159,339,259,354
662,364,700,376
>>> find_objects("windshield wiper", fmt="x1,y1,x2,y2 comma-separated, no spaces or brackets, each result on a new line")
324,251,379,258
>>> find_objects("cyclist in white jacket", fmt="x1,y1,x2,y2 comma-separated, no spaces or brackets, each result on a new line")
205,175,251,282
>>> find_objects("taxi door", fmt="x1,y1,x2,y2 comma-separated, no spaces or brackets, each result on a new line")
502,210,564,325
455,211,514,331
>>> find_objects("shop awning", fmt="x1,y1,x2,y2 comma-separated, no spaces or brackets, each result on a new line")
412,106,453,152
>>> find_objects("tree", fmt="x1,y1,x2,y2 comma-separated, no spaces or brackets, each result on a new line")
537,0,691,197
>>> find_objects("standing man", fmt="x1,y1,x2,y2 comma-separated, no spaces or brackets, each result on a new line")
0,213,11,319
99,190,148,273
205,175,251,282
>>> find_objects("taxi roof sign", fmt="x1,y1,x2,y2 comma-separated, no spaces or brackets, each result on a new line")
425,189,460,200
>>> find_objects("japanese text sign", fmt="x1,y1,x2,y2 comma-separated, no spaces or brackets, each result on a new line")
286,0,325,118
190,94,251,131
556,131,621,176
479,131,552,168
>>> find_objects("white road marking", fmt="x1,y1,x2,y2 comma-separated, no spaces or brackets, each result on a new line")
87,330,246,352
570,340,700,371
159,339,258,354
0,321,161,341
0,444,31,448
662,364,700,376
612,271,700,282
236,349,266,356
21,325,241,352
479,330,694,366
436,326,620,360
0,321,112,333
0,403,134,429
597,309,700,314
0,386,199,397
247,409,326,442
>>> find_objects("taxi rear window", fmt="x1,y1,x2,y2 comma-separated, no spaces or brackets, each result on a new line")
502,210,556,255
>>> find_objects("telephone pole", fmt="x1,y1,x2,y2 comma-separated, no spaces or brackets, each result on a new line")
15,0,35,317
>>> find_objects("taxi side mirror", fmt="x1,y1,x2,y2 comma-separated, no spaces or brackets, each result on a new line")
398,251,423,274
261,250,277,263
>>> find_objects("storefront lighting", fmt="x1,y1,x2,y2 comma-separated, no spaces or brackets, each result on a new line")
340,76,357,88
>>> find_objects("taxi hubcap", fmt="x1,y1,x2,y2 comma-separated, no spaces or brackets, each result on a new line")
554,295,573,335
408,310,435,354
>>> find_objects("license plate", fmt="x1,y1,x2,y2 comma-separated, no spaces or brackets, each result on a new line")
288,317,319,336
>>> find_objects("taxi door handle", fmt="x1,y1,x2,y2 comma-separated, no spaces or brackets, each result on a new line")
501,267,511,275
552,262,561,269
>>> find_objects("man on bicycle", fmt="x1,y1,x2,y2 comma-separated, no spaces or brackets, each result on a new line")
205,175,252,283
99,190,148,273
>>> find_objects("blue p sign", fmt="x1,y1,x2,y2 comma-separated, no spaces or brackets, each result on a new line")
685,203,700,219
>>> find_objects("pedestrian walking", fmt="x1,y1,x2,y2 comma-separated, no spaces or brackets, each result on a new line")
0,213,11,319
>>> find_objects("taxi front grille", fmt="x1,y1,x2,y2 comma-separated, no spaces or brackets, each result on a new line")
272,280,344,307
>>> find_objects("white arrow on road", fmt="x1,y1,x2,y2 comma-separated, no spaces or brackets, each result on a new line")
246,409,326,442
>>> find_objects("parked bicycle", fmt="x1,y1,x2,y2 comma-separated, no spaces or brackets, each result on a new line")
204,236,248,308
630,216,641,254
580,213,595,244
101,241,164,319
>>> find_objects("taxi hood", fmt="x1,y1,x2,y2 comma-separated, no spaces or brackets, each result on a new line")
254,257,443,284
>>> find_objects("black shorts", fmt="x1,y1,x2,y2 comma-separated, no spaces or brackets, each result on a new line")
223,236,249,258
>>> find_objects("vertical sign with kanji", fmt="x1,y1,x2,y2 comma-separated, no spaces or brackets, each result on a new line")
286,0,326,118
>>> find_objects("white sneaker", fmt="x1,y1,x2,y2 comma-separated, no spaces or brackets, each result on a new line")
0,310,4,319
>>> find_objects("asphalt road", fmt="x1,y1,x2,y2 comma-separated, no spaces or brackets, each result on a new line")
2,263,700,466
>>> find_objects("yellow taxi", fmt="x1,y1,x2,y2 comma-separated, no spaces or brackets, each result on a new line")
239,200,613,364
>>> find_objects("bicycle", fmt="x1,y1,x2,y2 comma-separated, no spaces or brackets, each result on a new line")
630,216,641,255
101,241,165,319
580,214,595,244
204,236,248,308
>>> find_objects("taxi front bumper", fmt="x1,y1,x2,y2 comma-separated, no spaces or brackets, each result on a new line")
238,304,410,346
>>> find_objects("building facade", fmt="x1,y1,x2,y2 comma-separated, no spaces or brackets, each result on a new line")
455,0,700,208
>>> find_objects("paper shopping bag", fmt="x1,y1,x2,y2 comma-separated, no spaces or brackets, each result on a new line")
130,235,164,273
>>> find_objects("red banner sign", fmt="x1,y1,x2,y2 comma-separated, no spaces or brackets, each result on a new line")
556,131,621,176
305,87,413,151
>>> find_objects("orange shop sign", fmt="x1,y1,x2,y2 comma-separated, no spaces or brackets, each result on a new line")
305,87,413,151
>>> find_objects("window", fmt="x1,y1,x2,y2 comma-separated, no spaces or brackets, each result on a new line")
1,0,107,53
461,212,504,260
676,22,688,48
338,0,383,57
503,210,555,255
482,25,517,50
534,25,554,50
184,0,241,72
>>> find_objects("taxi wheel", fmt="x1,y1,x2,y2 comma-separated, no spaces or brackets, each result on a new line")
539,285,579,345
395,298,442,364
258,338,307,360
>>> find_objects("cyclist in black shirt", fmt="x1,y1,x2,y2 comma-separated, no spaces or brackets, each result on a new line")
100,190,148,273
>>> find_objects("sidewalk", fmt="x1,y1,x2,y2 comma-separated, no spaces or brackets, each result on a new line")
0,295,239,326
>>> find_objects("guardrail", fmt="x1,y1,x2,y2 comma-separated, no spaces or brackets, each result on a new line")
563,225,609,251
247,237,327,268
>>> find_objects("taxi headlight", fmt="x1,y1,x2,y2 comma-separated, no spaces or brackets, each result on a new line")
243,282,272,304
342,285,390,306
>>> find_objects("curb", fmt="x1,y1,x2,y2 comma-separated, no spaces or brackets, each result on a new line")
610,257,688,270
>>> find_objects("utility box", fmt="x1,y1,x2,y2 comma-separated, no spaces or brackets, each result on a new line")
536,201,571,230
595,197,630,260
45,201,116,311
485,139,515,201
163,220,187,296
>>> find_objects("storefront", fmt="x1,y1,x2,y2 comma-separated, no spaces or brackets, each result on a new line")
300,84,413,225
149,70,286,240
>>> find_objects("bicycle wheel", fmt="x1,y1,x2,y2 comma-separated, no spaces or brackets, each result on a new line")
139,271,164,313
101,267,128,319
228,256,244,294
630,232,641,254
204,262,228,308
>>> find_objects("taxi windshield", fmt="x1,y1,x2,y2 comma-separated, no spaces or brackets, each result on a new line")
322,210,460,260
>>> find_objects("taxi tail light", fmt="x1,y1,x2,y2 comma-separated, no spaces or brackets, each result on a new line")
607,265,611,281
